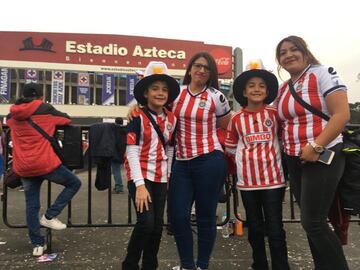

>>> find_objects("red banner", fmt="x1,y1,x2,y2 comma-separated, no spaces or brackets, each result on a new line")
0,31,232,78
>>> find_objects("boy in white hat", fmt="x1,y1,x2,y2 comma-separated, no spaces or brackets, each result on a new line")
225,60,290,270
122,61,179,270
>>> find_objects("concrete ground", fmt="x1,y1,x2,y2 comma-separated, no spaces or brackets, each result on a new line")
1,170,360,270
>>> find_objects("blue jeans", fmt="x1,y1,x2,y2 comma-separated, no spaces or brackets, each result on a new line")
241,188,290,270
111,160,123,191
22,165,81,246
169,150,226,269
0,154,4,176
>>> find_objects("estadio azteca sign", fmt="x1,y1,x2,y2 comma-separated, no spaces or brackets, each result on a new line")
0,31,232,78
66,41,186,59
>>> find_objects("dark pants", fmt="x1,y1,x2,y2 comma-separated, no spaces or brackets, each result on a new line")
169,150,226,270
122,180,167,270
285,143,349,270
241,188,290,270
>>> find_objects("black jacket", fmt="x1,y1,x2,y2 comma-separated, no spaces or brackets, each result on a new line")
89,123,126,190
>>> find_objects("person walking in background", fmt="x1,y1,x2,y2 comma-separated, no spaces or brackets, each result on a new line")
6,83,82,257
112,117,126,194
275,35,350,269
225,59,290,270
122,61,179,270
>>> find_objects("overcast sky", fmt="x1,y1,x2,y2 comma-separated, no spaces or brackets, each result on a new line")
1,0,359,103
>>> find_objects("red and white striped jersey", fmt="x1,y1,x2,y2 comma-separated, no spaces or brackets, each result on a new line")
171,85,231,159
124,108,177,184
225,105,285,190
277,65,347,156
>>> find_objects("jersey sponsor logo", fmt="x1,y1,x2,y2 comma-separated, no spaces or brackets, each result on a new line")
328,67,340,84
127,132,136,145
219,94,225,103
245,131,272,144
328,67,337,75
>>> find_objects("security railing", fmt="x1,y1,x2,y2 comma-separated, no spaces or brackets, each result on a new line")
2,123,360,252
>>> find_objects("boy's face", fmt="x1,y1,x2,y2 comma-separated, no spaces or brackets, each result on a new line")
243,77,268,105
144,80,169,109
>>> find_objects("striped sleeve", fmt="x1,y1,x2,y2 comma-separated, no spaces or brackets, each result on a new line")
213,88,231,117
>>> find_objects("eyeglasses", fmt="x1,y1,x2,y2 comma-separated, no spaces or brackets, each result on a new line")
192,63,211,73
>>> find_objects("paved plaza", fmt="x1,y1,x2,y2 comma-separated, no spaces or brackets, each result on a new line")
1,170,360,269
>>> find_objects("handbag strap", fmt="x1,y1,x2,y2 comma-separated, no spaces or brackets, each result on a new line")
142,108,166,150
27,118,54,142
288,80,330,121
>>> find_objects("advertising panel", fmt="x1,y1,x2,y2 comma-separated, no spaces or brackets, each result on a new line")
102,74,115,105
0,68,11,103
51,70,65,104
77,72,90,105
25,69,38,83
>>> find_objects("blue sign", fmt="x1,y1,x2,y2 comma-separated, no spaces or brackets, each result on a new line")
0,68,11,103
126,74,138,105
102,74,115,105
77,72,90,105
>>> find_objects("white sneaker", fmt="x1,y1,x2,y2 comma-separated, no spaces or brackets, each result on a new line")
40,215,67,230
172,266,195,270
32,244,47,256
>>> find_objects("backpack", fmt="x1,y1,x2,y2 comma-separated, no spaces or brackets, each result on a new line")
338,128,360,215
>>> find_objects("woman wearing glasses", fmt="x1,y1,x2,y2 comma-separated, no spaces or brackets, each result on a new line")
169,52,231,270
128,52,231,270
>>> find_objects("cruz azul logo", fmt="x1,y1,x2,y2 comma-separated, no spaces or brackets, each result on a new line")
245,132,272,144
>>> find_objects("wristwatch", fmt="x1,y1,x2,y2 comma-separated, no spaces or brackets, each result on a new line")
309,141,324,154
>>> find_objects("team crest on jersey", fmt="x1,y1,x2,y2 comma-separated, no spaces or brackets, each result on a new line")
199,98,207,108
296,83,303,91
264,118,273,128
166,123,173,131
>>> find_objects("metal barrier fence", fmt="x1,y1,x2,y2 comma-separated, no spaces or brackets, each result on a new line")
2,124,360,252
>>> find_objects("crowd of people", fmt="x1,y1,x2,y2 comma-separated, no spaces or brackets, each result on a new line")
4,35,351,270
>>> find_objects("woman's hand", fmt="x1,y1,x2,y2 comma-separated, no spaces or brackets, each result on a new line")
127,104,140,121
299,144,320,163
135,184,152,213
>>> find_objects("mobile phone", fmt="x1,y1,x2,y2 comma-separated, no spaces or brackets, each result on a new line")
317,148,335,165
